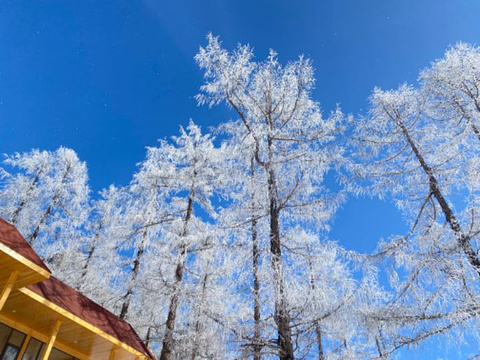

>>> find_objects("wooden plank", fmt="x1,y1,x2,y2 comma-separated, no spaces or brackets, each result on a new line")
0,270,18,311
40,319,62,360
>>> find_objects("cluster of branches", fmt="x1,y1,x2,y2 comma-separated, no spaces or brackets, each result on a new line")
0,37,479,359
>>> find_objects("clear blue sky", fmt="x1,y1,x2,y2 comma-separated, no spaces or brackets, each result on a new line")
1,0,480,256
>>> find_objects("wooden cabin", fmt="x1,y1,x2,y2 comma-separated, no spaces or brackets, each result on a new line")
0,218,155,360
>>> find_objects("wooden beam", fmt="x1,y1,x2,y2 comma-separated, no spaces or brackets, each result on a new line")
0,270,18,311
108,346,117,360
17,333,32,360
40,319,62,360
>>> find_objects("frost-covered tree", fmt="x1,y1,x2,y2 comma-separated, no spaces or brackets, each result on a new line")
0,149,51,226
117,183,166,322
126,121,226,359
420,42,480,249
282,229,355,359
77,185,129,310
0,147,90,277
208,127,271,358
352,83,480,355
170,227,234,360
196,34,345,359
157,122,224,359
357,85,480,274
420,42,480,142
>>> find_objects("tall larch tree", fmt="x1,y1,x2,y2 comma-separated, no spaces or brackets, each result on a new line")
352,84,480,355
196,34,344,359
131,121,224,359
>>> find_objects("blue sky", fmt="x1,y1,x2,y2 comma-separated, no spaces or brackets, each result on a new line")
1,0,480,257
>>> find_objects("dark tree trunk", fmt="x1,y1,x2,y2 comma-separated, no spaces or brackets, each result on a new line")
315,325,324,360
269,206,293,359
29,202,53,244
119,229,148,320
230,90,295,358
160,268,184,360
306,244,324,360
374,328,387,359
264,137,294,360
11,169,43,224
83,243,96,276
452,97,480,142
453,84,480,141
375,337,384,359
79,221,103,286
29,164,71,245
393,113,480,276
160,191,195,360
251,159,262,360
190,268,210,360
145,326,152,348
470,93,480,139
469,120,480,142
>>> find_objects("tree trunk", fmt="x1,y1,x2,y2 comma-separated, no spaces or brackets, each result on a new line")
251,159,262,360
29,202,53,244
264,137,294,360
190,266,210,360
315,324,324,360
451,98,480,142
160,190,195,360
119,229,147,320
374,328,387,359
145,326,152,348
29,164,71,245
79,221,103,288
470,94,480,142
393,113,480,276
468,120,480,142
306,244,324,360
11,168,43,224
375,337,384,359
269,214,293,360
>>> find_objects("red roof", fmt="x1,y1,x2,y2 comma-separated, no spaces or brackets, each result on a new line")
28,277,156,359
0,218,50,272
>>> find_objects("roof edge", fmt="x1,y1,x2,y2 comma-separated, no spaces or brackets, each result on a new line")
0,241,51,279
